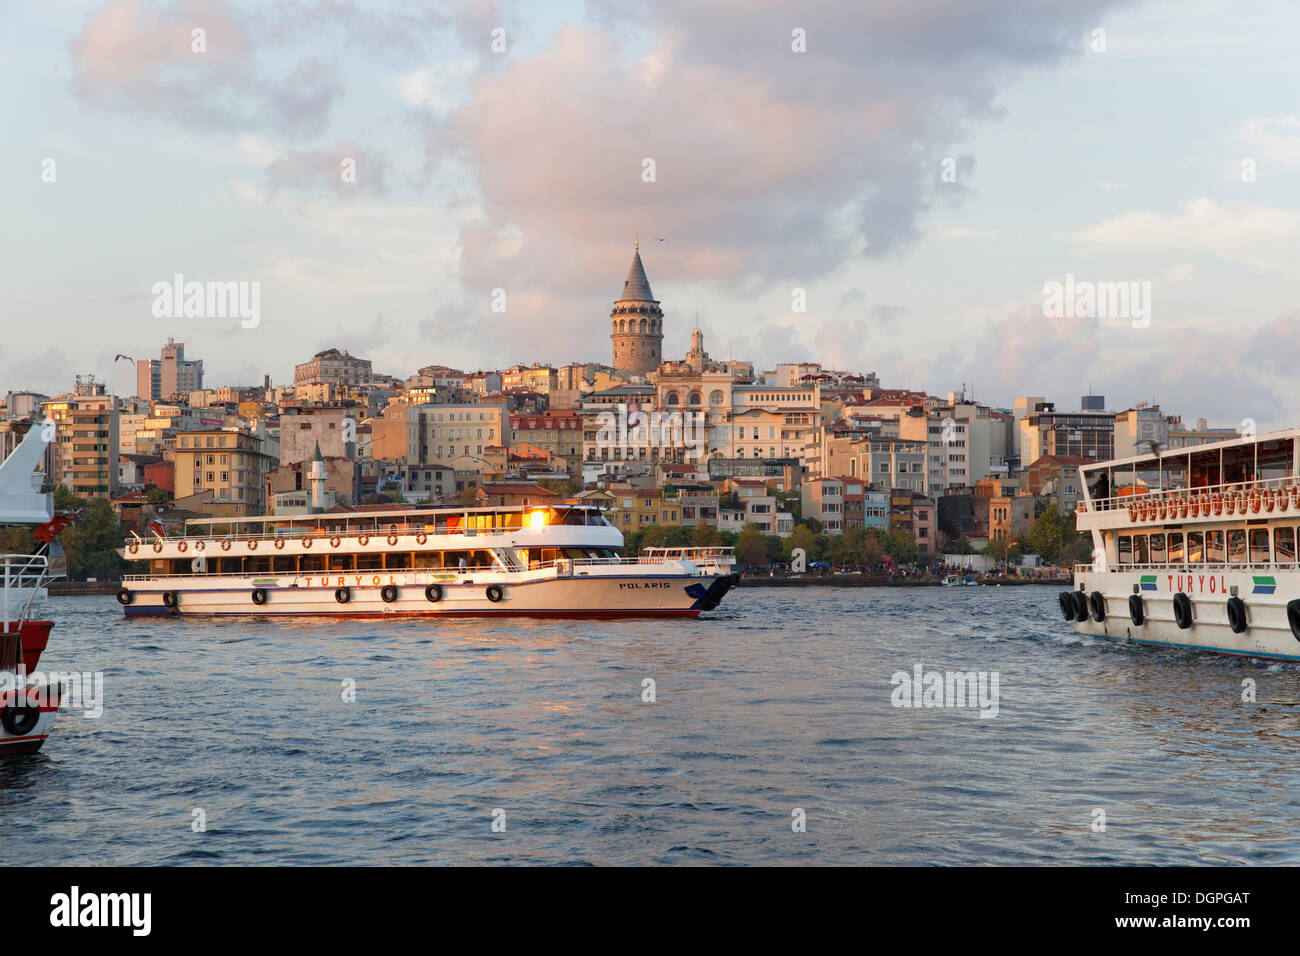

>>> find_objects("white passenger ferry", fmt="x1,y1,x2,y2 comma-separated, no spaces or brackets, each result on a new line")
1063,428,1300,660
116,504,738,619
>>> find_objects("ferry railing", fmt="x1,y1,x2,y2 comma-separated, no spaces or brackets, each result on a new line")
131,520,618,548
2,552,51,631
1072,560,1292,574
1078,474,1300,519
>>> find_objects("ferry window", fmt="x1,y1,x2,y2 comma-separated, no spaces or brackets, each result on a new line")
386,552,412,570
216,557,241,575
273,556,296,573
446,551,470,569
1148,533,1166,564
328,554,355,572
1186,531,1204,563
1118,536,1133,564
1206,530,1225,563
413,552,439,569
246,556,271,574
1228,529,1247,564
1276,527,1297,564
1167,532,1184,564
1250,528,1271,564
300,554,325,572
151,559,170,575
356,552,383,570
1133,534,1149,564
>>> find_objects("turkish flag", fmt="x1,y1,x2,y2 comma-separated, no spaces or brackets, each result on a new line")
33,514,75,542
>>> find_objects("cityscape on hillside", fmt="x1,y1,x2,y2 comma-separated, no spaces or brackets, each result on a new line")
2,240,1243,571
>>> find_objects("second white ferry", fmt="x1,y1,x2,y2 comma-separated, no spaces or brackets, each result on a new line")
1063,428,1300,660
116,503,738,619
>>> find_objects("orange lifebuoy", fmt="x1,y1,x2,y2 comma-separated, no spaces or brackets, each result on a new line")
387,534,399,547
1127,504,1137,522
128,542,139,554
303,538,312,549
1213,495,1223,515
221,540,232,551
358,535,369,546
330,536,341,548
275,538,285,549
416,532,427,545
1279,489,1290,512
250,539,259,550
153,541,163,553
195,541,205,551
178,541,188,552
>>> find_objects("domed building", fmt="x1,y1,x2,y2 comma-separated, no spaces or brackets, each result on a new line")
609,238,663,376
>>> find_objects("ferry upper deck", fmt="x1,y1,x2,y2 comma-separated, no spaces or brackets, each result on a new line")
1075,428,1300,533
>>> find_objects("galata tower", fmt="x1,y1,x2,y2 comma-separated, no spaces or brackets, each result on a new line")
610,236,663,376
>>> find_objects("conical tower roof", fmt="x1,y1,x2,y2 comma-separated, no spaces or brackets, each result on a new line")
618,241,657,303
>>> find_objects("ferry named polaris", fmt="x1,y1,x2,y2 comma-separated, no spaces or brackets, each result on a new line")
1060,428,1300,660
117,502,737,619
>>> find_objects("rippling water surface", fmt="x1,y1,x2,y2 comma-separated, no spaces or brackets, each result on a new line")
6,589,1300,865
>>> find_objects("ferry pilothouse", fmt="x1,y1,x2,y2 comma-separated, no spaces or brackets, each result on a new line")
1062,428,1300,660
116,503,738,619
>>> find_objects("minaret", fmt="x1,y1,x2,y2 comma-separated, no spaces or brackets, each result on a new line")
610,235,664,376
308,441,326,514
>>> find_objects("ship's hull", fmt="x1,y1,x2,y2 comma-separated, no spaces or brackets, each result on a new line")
1067,568,1300,660
120,570,738,619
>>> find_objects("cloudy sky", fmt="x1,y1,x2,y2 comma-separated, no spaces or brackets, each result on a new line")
3,0,1299,427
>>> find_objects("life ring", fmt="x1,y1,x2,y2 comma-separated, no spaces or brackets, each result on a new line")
416,532,427,545
153,541,163,553
162,590,179,608
335,587,351,604
302,538,312,549
1265,490,1277,512
1172,592,1193,630
486,584,504,603
1226,596,1247,634
1127,503,1137,522
381,585,399,603
248,539,258,550
1280,489,1290,512
1237,492,1249,514
221,540,232,551
128,542,139,554
330,536,341,548
1,702,40,737
387,534,399,547
358,535,369,546
251,588,267,606
116,588,133,606
1250,492,1262,514
177,541,188,552
1089,591,1106,622
1178,501,1188,519
195,541,205,551
275,538,285,549
1128,594,1145,626
425,584,443,603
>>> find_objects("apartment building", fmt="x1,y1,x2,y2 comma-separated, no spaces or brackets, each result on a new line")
172,429,274,516
42,384,120,499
